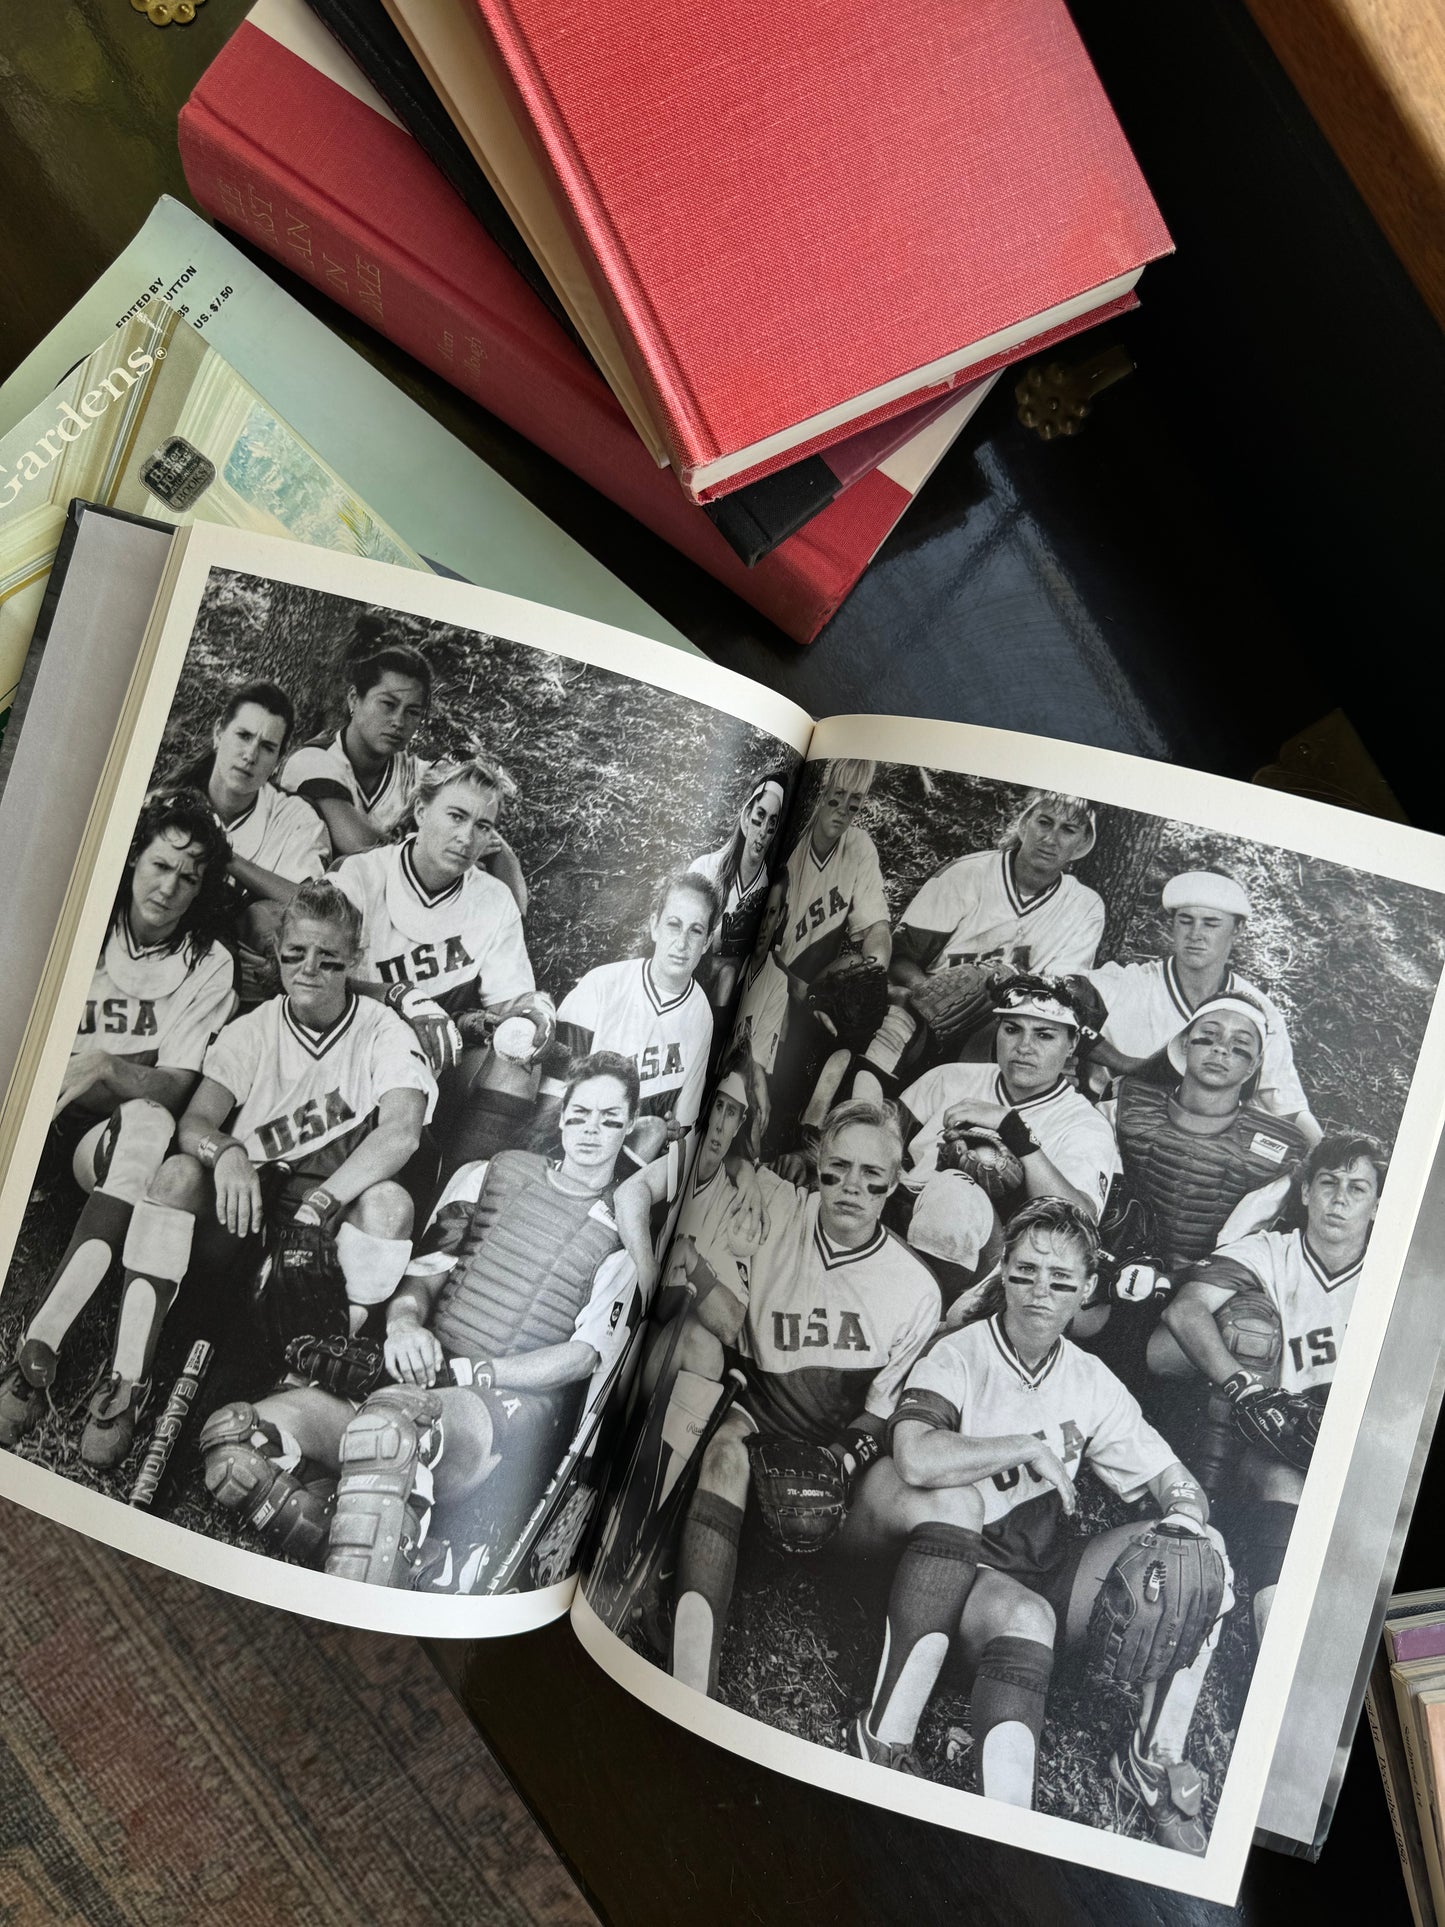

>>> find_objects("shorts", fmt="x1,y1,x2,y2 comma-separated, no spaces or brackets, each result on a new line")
981,1534,1089,1633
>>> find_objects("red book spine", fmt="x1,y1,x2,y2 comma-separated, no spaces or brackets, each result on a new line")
177,26,901,642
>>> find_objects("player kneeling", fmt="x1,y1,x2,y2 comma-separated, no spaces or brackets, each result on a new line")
847,1198,1230,1855
203,1052,643,1588
1150,1132,1387,1644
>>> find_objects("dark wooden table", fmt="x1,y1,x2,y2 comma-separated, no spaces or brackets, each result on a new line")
2,3,1441,1922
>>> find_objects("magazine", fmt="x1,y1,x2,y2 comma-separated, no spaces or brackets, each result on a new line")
1,522,1443,1903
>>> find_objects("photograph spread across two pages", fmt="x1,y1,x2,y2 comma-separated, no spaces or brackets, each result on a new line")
2,527,1444,1904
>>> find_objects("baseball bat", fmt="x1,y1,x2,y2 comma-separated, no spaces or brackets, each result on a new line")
591,1365,746,1632
128,1339,213,1510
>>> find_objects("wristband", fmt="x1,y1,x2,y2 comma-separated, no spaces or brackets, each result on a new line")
997,1110,1039,1160
195,1134,222,1168
831,1427,882,1483
1222,1370,1261,1406
299,1187,338,1222
453,1357,495,1391
384,981,410,1013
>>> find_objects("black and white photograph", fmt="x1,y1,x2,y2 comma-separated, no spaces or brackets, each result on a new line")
578,718,1445,1896
0,538,807,1627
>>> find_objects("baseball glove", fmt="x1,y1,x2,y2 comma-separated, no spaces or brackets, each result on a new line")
805,956,890,1051
1230,1385,1324,1470
907,962,996,1044
1088,1522,1227,1684
746,1435,847,1554
284,1332,391,1400
253,1219,349,1356
935,1124,1025,1205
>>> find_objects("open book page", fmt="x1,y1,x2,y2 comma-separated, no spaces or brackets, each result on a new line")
0,524,811,1638
575,712,1445,1902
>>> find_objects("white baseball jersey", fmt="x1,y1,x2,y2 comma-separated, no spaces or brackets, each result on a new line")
900,849,1104,976
778,825,889,982
221,780,329,888
333,839,534,1017
895,1314,1176,1580
75,922,236,1074
203,991,436,1170
900,1062,1120,1215
734,1167,940,1443
1085,956,1310,1119
545,959,713,1127
280,730,429,838
1191,1227,1363,1394
729,952,789,1075
673,1160,761,1307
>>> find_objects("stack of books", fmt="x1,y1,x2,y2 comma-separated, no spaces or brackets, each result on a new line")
177,0,1172,642
1368,1591,1445,1925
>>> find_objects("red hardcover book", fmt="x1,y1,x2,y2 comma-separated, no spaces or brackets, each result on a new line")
465,0,1172,498
178,15,988,644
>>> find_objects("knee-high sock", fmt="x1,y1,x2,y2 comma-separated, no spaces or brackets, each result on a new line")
25,1190,134,1360
1143,1541,1236,1764
335,1224,412,1332
111,1200,194,1383
672,1490,743,1697
867,1523,984,1747
971,1635,1055,1807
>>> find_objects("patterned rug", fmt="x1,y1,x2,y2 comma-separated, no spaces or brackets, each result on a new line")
0,1498,595,1926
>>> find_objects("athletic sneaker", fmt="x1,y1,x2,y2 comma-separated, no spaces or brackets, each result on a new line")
0,1339,58,1447
1109,1737,1208,1855
848,1714,922,1776
81,1373,150,1469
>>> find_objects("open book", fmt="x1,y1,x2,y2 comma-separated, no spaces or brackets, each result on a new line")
1,523,1443,1904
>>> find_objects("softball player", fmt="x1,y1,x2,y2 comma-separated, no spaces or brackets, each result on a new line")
1154,1133,1385,1641
690,772,788,1007
1085,872,1320,1145
0,791,237,1464
847,1199,1228,1855
866,788,1105,1079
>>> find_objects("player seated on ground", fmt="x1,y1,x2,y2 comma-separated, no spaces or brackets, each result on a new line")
170,680,329,1002
98,879,435,1466
864,788,1105,1085
1084,870,1321,1146
1096,992,1310,1329
1149,1133,1387,1643
536,870,721,1186
727,879,790,1139
669,1097,940,1700
0,791,237,1464
332,757,549,1168
765,760,891,1129
689,771,788,1013
845,1198,1231,1856
894,973,1119,1304
201,1052,644,1591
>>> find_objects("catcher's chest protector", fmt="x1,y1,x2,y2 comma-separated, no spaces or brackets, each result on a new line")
433,1151,619,1359
1115,1083,1304,1266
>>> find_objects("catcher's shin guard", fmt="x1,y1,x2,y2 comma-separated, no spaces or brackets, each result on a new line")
200,1402,336,1561
326,1385,445,1587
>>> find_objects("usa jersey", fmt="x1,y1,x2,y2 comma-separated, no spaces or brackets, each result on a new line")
895,1314,1176,1581
736,1168,940,1443
900,1062,1120,1216
1085,956,1309,1119
75,923,236,1074
333,839,533,1017
729,952,789,1075
544,959,713,1128
280,730,429,838
691,843,771,966
900,849,1104,976
222,781,329,887
1191,1227,1363,1394
778,825,889,982
203,992,436,1170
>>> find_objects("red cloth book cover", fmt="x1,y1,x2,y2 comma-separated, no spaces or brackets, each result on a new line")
177,17,969,644
467,0,1172,495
